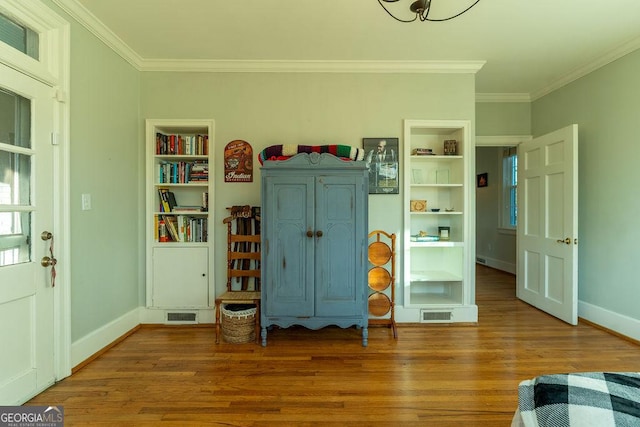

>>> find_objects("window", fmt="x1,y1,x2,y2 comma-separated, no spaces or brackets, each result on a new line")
501,147,517,229
0,88,31,266
0,12,39,60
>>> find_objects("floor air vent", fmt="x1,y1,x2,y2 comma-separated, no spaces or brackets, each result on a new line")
421,310,453,323
166,312,197,324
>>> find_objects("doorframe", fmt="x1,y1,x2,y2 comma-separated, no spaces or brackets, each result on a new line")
0,0,72,381
474,136,531,279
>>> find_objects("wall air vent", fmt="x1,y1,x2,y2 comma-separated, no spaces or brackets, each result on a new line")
421,310,453,323
166,312,197,324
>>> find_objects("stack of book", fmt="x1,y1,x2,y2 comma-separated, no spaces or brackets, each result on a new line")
412,148,434,156
410,234,440,242
189,161,208,182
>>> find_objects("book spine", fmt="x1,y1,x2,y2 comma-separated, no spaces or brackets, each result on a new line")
154,215,159,241
162,215,179,242
177,215,185,242
158,219,168,242
158,188,171,212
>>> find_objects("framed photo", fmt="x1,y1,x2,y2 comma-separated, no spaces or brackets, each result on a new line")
477,172,488,188
438,226,450,241
363,138,399,194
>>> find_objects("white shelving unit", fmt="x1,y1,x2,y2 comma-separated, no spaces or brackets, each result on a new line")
144,119,215,323
402,120,477,323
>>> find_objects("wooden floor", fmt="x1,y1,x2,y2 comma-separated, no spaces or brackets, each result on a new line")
28,265,640,426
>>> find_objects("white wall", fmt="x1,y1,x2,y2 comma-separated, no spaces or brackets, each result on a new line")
141,71,476,307
533,49,640,340
43,0,142,345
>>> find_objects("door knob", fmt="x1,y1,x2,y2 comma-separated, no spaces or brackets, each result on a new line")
306,230,314,238
41,256,57,267
41,231,53,241
556,237,571,245
316,230,323,238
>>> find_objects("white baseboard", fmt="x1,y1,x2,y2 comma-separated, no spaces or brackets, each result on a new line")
475,254,516,274
71,307,140,368
578,301,640,342
71,307,216,369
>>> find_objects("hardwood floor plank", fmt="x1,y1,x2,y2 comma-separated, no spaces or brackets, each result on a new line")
27,265,640,425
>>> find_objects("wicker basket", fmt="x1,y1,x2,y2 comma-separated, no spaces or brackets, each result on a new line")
221,304,256,344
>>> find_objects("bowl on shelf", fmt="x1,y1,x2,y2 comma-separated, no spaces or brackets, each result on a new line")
431,208,440,212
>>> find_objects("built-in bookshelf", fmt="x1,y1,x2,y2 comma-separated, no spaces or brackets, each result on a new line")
145,119,215,313
402,120,477,323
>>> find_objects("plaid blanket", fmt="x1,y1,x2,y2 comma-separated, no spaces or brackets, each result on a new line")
517,372,640,426
257,144,365,165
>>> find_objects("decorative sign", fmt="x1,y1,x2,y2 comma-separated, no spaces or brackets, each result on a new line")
224,140,253,182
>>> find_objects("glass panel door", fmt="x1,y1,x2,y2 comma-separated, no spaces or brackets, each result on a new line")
0,88,32,266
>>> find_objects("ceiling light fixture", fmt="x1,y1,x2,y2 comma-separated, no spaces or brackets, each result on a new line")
378,0,482,23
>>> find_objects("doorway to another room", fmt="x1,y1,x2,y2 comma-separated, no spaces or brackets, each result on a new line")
475,145,518,277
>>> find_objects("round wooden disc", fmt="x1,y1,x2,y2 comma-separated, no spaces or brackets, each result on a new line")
368,266,391,291
368,241,392,266
368,292,391,317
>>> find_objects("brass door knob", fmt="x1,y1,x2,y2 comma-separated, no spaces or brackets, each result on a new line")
41,256,57,267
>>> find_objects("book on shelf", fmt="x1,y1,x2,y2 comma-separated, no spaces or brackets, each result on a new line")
189,160,208,182
162,215,180,242
202,192,208,211
158,215,207,242
157,188,178,212
410,234,440,242
172,205,203,213
158,188,170,212
176,215,186,241
155,132,209,156
158,218,169,242
158,160,208,184
167,191,177,210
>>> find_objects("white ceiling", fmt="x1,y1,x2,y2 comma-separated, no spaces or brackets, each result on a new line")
67,0,640,100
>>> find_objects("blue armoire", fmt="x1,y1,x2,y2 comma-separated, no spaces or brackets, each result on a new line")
260,153,369,346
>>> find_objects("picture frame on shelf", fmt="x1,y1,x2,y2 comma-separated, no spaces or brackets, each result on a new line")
477,172,488,188
363,137,399,194
438,226,451,241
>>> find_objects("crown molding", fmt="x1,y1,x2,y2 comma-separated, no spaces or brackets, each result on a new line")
475,93,531,103
531,35,640,101
51,0,143,69
49,0,639,98
139,59,486,74
50,0,485,75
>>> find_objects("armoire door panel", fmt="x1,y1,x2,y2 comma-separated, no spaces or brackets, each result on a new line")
264,177,314,316
315,176,364,317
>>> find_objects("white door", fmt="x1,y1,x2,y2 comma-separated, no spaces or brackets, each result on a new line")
517,124,578,325
0,63,57,404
